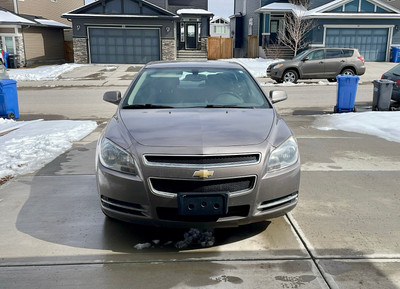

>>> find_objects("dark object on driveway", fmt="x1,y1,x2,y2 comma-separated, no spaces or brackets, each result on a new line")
268,48,366,83
372,79,394,111
96,61,300,228
0,79,19,119
380,63,400,102
334,75,359,113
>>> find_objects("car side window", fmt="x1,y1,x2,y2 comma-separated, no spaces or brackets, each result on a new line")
307,50,324,60
342,49,354,57
326,49,342,59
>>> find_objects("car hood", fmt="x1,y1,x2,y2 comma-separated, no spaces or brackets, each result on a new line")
120,108,275,147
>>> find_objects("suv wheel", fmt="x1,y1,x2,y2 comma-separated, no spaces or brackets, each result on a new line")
282,70,298,83
341,68,355,76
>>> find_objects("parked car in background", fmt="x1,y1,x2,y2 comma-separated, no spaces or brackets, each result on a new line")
96,61,300,228
0,63,9,79
267,48,366,83
381,63,400,102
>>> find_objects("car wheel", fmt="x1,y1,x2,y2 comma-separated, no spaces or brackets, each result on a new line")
327,78,337,82
282,70,298,83
341,68,355,76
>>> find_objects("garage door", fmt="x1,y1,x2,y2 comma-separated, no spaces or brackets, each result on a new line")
89,28,160,64
325,28,388,61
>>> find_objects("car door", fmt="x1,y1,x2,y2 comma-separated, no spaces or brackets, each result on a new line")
299,49,325,78
324,49,345,77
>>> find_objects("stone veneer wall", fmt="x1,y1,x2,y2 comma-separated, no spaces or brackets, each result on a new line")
73,38,89,64
161,39,176,61
15,36,25,67
201,37,208,53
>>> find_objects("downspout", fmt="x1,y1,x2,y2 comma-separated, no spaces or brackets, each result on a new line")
13,0,19,13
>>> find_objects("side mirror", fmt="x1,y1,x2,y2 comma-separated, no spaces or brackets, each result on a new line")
103,91,121,105
270,90,288,104
302,57,309,62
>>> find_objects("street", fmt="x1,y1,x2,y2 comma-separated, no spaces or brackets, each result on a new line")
0,84,399,288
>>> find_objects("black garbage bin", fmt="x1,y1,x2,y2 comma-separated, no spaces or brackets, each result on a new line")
372,79,394,111
7,54,17,68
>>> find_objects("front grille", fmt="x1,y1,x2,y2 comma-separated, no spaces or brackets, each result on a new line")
150,176,256,194
144,154,260,167
101,196,147,216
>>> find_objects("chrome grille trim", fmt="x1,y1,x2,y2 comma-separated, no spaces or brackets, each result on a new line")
101,196,147,214
143,153,261,168
148,175,257,198
258,193,298,211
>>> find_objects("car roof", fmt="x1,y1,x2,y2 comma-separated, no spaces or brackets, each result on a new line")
144,61,245,70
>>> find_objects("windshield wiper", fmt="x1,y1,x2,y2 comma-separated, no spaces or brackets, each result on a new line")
204,104,254,108
123,104,174,109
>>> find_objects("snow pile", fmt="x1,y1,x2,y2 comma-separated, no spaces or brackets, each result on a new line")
8,64,85,81
313,111,400,143
0,119,97,179
221,58,283,78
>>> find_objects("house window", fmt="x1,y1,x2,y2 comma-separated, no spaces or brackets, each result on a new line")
344,0,359,12
0,36,15,54
180,23,184,42
214,26,226,34
361,0,374,12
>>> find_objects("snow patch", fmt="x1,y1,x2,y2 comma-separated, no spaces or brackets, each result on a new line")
8,64,85,81
313,111,400,143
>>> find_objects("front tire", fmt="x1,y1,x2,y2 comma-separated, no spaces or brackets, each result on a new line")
282,70,298,83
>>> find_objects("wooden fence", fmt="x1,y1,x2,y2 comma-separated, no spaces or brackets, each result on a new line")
208,37,233,60
247,35,258,58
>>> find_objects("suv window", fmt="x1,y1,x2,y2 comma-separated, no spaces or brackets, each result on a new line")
342,49,354,57
326,49,342,59
307,50,324,60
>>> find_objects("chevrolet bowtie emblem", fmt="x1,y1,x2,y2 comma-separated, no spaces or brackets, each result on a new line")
193,170,214,178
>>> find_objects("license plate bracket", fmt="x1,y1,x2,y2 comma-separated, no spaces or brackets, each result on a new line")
177,193,228,216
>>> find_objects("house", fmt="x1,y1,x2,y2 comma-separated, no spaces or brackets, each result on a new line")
231,0,400,61
62,0,214,64
0,0,85,67
210,17,231,38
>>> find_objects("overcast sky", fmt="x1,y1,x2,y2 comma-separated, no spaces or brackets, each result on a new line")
208,0,234,18
84,0,234,18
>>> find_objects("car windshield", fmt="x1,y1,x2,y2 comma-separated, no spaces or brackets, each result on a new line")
123,67,271,109
292,50,309,60
387,64,400,76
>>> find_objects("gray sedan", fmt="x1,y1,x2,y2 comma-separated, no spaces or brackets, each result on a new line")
96,61,300,228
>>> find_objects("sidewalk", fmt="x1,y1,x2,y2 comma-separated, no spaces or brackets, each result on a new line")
15,61,398,88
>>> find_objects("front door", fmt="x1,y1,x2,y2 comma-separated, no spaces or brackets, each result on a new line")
186,24,197,49
269,20,279,44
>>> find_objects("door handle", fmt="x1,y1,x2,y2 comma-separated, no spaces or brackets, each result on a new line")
319,61,324,64
340,60,345,63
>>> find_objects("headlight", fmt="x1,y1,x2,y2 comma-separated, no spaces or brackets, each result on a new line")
273,64,284,69
99,138,138,175
267,136,299,172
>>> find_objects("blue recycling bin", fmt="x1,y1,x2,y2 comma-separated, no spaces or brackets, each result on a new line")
0,79,19,119
334,75,359,113
392,46,400,63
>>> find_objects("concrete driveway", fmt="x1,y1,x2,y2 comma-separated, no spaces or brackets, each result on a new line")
1,66,400,288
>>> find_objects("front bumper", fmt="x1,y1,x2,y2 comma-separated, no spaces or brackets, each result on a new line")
96,153,300,228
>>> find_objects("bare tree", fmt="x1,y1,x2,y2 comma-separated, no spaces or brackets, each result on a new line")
278,0,315,56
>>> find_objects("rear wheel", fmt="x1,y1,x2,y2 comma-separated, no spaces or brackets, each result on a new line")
7,113,15,120
282,70,298,83
341,68,355,76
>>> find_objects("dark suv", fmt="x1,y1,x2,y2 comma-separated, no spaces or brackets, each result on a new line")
267,48,366,83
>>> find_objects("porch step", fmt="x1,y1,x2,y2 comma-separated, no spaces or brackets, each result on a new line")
264,46,294,60
177,50,208,60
